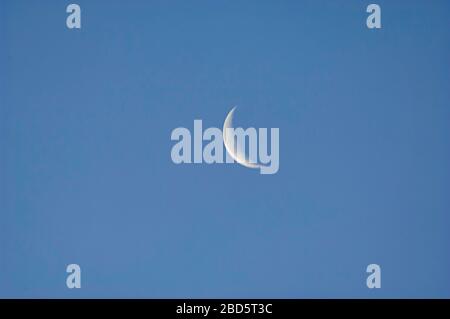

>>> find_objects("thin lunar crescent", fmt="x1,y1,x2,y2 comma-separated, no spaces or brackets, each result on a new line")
222,106,260,169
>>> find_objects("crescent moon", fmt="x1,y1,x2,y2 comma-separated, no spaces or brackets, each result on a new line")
223,106,260,169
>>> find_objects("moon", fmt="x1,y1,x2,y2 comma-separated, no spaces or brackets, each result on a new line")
222,106,260,169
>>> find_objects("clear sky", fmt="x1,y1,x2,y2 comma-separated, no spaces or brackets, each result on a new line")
1,0,449,298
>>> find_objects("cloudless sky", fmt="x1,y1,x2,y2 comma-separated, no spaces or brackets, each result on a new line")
1,0,449,298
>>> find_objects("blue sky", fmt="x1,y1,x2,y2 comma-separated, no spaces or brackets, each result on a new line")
1,0,449,298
